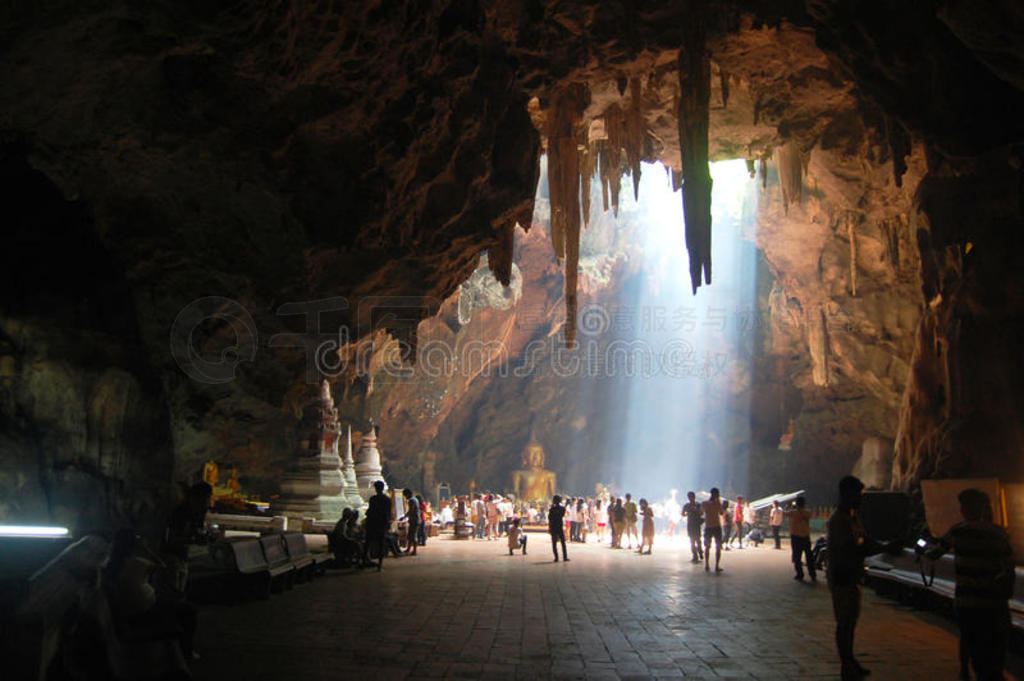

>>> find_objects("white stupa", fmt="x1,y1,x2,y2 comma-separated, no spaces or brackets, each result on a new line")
354,423,386,501
272,380,346,522
341,425,366,511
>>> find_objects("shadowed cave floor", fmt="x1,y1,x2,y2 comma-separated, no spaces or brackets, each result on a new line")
191,535,1021,680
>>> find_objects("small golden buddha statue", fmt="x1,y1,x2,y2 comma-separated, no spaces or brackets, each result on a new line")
511,441,557,502
202,459,219,486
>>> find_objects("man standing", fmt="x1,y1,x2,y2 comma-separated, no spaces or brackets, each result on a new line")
612,497,626,549
624,493,639,549
733,495,746,549
363,480,392,571
788,496,815,581
486,494,500,539
472,494,485,539
827,475,893,680
548,495,570,562
770,500,784,549
402,489,420,556
416,494,429,546
702,488,724,573
927,488,1015,681
682,491,704,563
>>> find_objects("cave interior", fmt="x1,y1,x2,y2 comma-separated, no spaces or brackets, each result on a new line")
0,0,1022,549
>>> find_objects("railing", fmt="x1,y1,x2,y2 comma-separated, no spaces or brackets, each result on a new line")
865,549,1024,630
206,513,286,534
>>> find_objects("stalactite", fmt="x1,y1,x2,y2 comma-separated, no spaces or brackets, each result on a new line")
847,212,858,297
546,84,588,346
887,115,911,188
808,305,830,387
677,0,713,293
625,78,645,201
579,144,596,229
596,140,611,212
719,69,730,108
600,104,625,217
777,141,803,214
880,218,899,270
758,155,767,189
489,220,515,286
565,206,580,348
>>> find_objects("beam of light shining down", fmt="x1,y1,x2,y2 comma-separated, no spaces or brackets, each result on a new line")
578,159,759,500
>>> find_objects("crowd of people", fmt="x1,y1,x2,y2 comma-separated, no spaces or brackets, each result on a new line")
99,473,1014,681
424,487,823,569
329,482,433,571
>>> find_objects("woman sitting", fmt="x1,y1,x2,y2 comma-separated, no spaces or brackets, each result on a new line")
329,508,367,568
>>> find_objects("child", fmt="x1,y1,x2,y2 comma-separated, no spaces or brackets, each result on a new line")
507,517,528,555
638,498,655,555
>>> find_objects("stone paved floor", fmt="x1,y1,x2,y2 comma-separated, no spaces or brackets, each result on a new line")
192,535,1022,680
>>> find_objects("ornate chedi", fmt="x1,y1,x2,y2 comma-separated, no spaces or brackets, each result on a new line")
511,439,557,503
341,426,365,511
354,423,386,502
272,381,346,522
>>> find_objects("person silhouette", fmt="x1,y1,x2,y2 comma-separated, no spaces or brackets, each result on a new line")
827,475,898,680
548,495,569,562
362,480,392,571
927,488,1014,681
787,496,815,581
683,491,704,563
402,489,420,556
702,488,724,573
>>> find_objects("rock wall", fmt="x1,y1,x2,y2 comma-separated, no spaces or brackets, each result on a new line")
0,142,173,536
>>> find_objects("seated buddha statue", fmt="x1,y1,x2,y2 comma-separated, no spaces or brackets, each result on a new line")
511,441,557,503
202,459,219,486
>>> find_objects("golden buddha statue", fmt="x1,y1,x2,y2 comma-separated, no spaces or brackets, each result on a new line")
511,441,557,502
202,459,219,486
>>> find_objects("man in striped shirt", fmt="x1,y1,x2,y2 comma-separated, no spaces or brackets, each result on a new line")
928,488,1015,681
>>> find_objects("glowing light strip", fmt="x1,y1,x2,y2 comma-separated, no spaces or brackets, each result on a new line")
0,525,71,538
